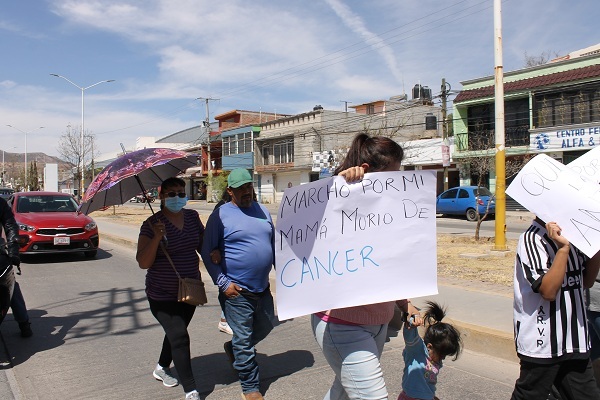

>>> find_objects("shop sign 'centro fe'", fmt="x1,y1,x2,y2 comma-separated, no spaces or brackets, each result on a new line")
531,125,600,152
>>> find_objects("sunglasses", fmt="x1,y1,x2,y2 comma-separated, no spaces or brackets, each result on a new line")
165,192,186,198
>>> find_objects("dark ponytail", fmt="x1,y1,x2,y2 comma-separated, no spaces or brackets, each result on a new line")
334,133,403,175
422,301,462,361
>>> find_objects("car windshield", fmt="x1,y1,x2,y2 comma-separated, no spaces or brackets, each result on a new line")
17,195,78,213
473,187,493,197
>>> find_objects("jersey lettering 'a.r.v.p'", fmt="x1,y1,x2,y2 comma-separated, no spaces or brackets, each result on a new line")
513,220,590,361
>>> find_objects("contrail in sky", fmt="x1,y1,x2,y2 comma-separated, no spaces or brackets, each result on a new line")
324,0,403,83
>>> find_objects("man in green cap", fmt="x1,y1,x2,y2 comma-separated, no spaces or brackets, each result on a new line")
201,168,275,400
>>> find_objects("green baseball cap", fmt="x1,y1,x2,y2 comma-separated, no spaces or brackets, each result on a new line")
227,168,253,188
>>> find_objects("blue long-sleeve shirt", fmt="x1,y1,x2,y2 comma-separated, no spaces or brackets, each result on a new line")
201,201,274,293
402,325,441,400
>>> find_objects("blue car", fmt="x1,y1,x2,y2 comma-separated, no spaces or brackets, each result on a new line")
436,186,495,221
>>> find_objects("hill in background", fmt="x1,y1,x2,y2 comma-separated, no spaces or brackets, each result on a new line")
1,149,74,187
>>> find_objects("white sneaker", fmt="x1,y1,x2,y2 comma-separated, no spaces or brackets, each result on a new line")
218,320,233,335
153,367,179,387
186,391,200,400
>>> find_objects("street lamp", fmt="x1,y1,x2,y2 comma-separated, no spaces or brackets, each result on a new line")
6,125,44,191
50,74,115,197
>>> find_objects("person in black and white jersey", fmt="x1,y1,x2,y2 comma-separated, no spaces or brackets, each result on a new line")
512,216,600,400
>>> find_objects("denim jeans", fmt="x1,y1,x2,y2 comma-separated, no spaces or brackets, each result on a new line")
11,281,29,323
311,314,389,400
220,289,276,393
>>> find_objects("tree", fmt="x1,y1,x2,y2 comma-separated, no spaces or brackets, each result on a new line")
84,133,101,182
523,50,560,67
57,124,98,194
467,134,533,240
28,160,40,191
207,171,230,203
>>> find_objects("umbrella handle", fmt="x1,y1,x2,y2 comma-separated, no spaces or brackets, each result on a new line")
134,175,156,215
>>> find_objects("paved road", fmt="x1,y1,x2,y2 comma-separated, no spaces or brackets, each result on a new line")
127,200,533,239
0,242,519,399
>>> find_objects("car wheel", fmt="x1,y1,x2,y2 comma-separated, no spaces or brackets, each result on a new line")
84,250,97,258
466,208,478,222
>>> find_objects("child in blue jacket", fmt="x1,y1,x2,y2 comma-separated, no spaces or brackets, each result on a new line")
399,301,462,400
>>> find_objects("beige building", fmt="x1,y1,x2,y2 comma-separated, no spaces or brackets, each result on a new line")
255,98,443,204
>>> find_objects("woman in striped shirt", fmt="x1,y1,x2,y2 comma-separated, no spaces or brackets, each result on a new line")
137,177,204,400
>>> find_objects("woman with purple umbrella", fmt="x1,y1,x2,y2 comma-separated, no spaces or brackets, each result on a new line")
136,177,204,400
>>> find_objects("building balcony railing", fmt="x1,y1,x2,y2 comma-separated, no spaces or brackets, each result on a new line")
456,126,530,152
254,163,295,173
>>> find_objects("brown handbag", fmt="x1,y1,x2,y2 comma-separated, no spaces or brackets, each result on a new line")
177,277,207,306
160,242,207,306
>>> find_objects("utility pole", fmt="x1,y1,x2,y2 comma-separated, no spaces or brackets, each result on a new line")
197,97,218,200
198,97,218,172
441,78,450,191
340,100,352,112
493,0,507,250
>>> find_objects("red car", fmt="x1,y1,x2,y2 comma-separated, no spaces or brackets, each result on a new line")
8,191,99,258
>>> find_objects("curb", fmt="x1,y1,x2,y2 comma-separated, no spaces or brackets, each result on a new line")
99,232,517,362
449,319,517,362
101,232,138,250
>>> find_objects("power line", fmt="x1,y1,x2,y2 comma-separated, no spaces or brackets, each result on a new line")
90,0,494,137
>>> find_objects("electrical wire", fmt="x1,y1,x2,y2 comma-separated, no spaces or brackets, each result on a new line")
93,0,495,135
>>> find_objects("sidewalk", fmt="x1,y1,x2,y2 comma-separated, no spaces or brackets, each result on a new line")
93,215,518,363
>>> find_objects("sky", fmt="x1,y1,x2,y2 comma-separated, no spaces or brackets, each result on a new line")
1,0,597,160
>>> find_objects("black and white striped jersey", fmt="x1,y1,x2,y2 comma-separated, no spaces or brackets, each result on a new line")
513,220,590,362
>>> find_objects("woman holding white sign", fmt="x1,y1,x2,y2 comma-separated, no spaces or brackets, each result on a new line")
311,133,420,400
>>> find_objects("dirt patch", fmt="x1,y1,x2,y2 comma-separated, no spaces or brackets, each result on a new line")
93,205,517,288
437,235,517,288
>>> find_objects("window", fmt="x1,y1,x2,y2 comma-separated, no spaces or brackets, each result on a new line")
458,189,469,199
273,139,294,164
467,99,529,149
262,139,293,165
262,144,270,165
440,189,458,200
222,137,230,156
223,132,253,155
231,134,238,155
238,132,252,153
474,187,493,197
366,104,375,115
534,84,600,128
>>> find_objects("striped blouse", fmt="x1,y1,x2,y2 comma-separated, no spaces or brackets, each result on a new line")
140,208,204,301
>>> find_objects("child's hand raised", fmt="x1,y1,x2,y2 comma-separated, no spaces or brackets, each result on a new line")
407,313,423,328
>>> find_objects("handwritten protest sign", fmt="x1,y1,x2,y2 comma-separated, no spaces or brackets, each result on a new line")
568,146,600,184
275,171,438,321
506,154,600,257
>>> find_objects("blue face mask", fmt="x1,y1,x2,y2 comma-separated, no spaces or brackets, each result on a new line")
164,196,187,213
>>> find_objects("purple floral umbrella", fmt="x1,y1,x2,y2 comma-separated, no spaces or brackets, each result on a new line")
78,148,198,215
